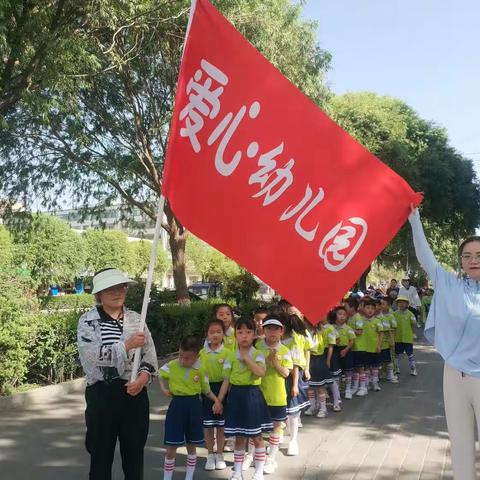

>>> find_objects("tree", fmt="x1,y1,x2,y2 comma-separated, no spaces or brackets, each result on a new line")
83,229,130,273
0,0,96,116
0,0,331,303
328,92,480,277
0,224,14,265
223,269,259,306
9,213,86,293
128,239,168,280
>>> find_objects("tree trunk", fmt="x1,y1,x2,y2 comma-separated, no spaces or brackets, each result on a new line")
358,264,372,291
165,202,190,306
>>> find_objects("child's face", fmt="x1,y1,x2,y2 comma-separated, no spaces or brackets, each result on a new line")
397,300,409,311
216,306,233,329
264,325,283,344
254,313,267,330
363,305,376,318
287,305,304,319
178,349,199,368
207,324,224,346
236,324,255,348
375,303,383,314
336,309,347,324
380,300,389,313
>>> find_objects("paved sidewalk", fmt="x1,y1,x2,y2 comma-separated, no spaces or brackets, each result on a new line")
1,340,456,479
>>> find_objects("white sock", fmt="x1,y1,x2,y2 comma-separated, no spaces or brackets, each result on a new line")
163,457,175,480
331,379,341,405
268,433,280,460
255,447,266,475
289,414,299,443
185,454,196,480
318,392,327,411
234,449,245,475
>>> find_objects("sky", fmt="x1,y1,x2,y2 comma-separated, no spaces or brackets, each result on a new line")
302,0,480,174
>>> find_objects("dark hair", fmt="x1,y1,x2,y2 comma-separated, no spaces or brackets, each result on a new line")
458,236,480,256
289,314,307,335
254,307,269,316
277,299,292,314
390,279,398,283
268,304,284,317
180,335,202,353
235,315,256,331
363,299,377,308
206,319,225,335
213,303,234,320
333,305,347,319
344,297,359,310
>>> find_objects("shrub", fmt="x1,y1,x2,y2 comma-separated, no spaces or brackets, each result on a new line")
39,293,95,310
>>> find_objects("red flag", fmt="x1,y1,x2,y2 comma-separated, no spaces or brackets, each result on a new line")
162,0,422,323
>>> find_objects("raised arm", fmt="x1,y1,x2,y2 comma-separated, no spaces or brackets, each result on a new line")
408,208,441,282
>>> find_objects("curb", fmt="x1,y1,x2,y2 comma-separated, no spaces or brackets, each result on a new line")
0,377,86,411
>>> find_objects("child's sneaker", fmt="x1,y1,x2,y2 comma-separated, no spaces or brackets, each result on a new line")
242,453,254,471
304,404,318,416
287,440,299,456
215,453,227,470
230,472,244,480
390,376,399,384
205,454,216,471
253,472,265,480
333,403,342,412
373,383,381,392
344,388,352,399
410,367,418,376
263,457,277,474
356,387,368,397
316,408,327,418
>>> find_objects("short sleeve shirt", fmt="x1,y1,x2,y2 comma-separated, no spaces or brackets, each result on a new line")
380,313,397,349
159,358,210,396
321,323,338,346
351,315,367,352
310,329,326,356
199,342,230,383
282,333,305,369
394,310,416,344
335,324,356,347
223,347,265,386
256,340,293,406
348,313,362,330
224,326,237,351
363,316,385,353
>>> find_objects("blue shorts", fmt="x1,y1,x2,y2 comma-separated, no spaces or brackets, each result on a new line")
353,350,367,368
329,347,342,377
395,343,413,355
202,381,225,428
164,395,204,446
380,348,393,364
365,352,380,367
309,353,333,386
268,405,287,422
335,346,353,372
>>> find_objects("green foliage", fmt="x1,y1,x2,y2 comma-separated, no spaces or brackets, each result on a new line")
39,293,95,310
9,213,87,292
83,229,130,273
223,269,260,305
128,240,169,280
0,224,13,264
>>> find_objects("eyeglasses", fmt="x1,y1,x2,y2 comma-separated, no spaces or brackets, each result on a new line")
103,283,128,293
460,254,480,263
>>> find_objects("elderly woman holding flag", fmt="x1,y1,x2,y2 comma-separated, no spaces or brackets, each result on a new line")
409,206,480,480
78,268,158,480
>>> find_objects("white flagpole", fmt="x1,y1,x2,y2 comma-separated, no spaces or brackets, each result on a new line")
129,0,198,383
130,194,166,382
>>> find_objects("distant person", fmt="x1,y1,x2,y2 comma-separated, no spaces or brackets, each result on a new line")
398,277,421,322
409,205,480,480
386,279,399,296
78,268,158,480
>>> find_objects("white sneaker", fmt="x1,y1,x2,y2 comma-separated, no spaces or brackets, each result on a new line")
356,387,368,397
205,454,216,471
242,453,254,471
253,472,265,480
304,404,318,416
351,384,359,395
410,367,418,376
373,383,381,392
390,376,399,384
230,472,244,480
263,457,277,474
287,440,299,456
333,403,342,412
344,389,352,400
216,453,227,470
316,408,327,418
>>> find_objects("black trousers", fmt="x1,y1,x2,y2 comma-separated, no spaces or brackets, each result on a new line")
85,379,149,480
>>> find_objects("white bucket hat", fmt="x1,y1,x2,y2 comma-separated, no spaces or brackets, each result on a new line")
92,268,136,294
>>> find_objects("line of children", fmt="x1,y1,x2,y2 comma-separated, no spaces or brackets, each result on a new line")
159,295,419,479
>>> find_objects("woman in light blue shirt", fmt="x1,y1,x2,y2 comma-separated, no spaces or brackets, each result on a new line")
409,207,480,480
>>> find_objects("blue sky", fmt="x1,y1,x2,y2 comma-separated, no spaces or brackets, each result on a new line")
302,0,480,174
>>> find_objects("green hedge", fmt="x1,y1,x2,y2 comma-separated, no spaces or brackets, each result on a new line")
39,293,95,310
0,312,81,395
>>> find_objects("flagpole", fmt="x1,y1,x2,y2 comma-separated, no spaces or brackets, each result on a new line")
129,0,198,383
130,194,166,382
